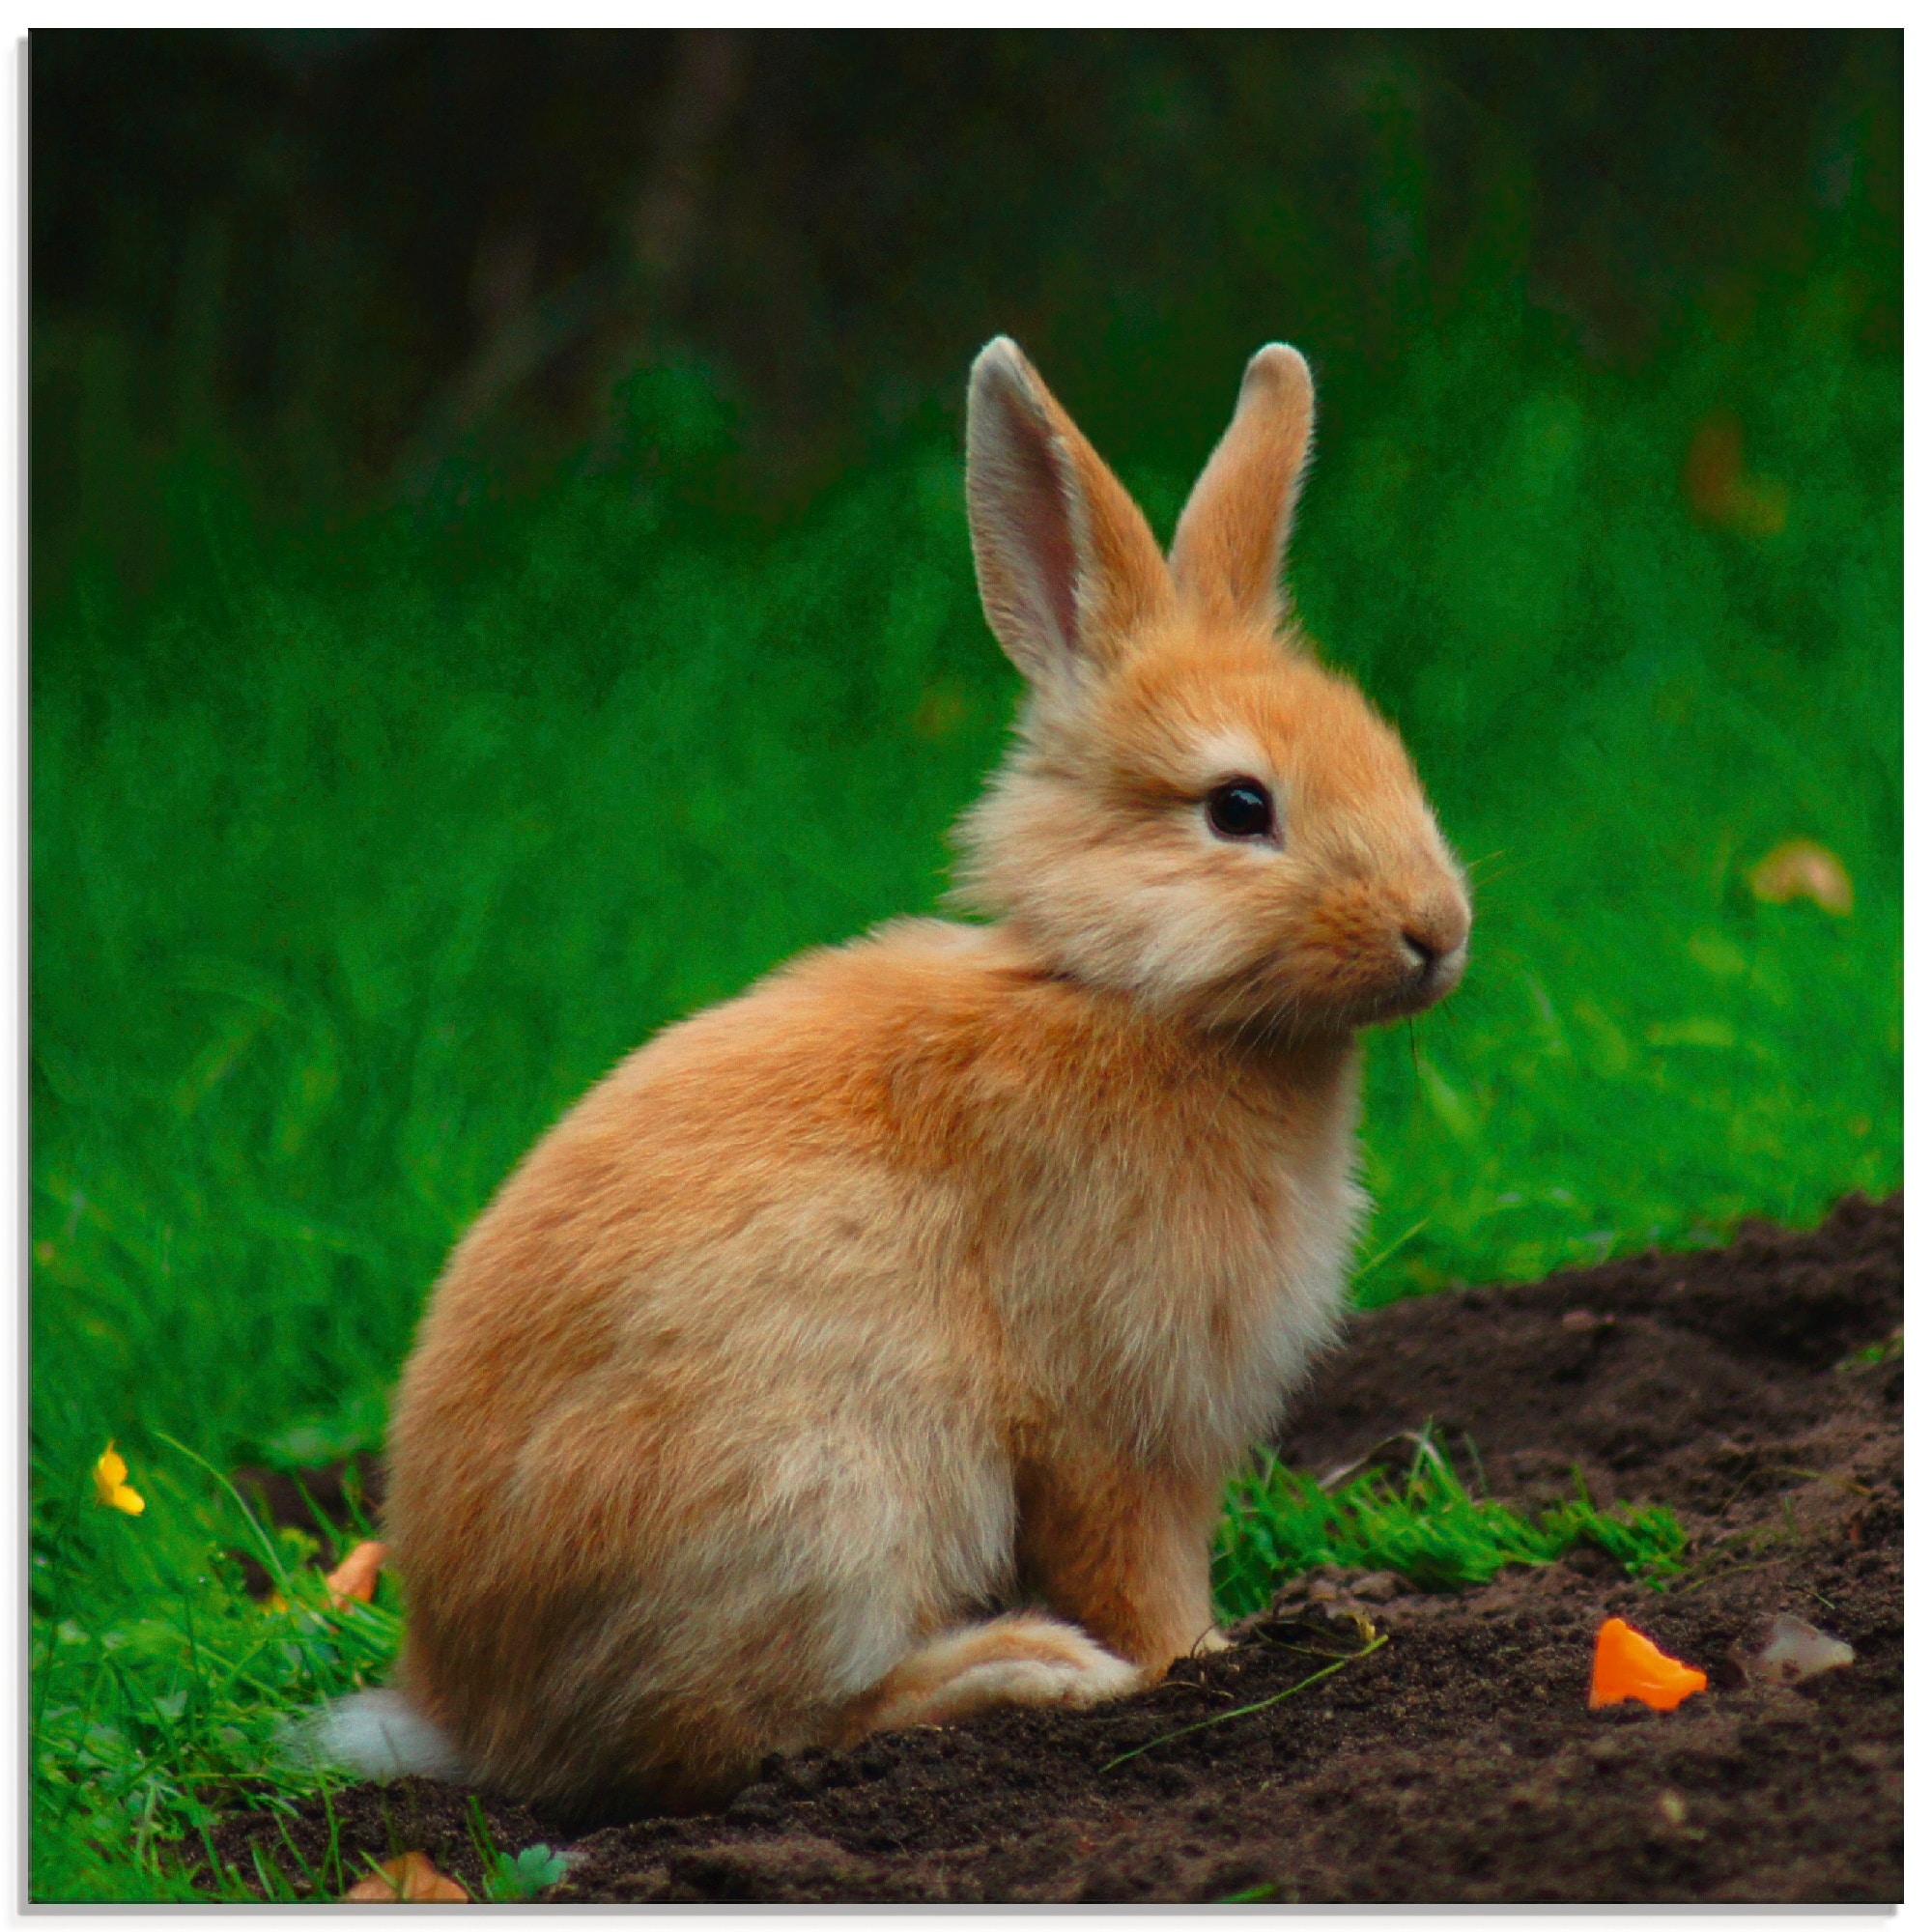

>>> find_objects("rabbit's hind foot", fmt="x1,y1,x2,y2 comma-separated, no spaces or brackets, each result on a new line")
845,1611,1143,1738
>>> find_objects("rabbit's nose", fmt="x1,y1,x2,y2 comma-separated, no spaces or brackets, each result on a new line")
1402,929,1444,971
1400,892,1471,986
1401,929,1467,1009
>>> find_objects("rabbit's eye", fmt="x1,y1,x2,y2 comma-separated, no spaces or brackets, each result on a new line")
1206,779,1276,841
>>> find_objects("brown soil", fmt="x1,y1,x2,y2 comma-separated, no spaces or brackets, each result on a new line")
202,1191,1901,1904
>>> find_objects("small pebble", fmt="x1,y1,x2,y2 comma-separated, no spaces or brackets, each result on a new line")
1756,1613,1855,1685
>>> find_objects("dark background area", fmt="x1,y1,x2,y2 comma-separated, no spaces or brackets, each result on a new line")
31,28,1901,606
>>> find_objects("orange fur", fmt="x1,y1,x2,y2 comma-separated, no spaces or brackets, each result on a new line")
376,336,1470,1818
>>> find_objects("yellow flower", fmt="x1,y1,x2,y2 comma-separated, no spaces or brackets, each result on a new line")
93,1441,145,1516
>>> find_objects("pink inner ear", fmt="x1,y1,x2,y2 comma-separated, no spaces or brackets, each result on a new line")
995,385,1082,660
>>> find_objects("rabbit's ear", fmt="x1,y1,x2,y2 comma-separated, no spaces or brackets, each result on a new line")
1168,344,1315,628
966,337,1171,688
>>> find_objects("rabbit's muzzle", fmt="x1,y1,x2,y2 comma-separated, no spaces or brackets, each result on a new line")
1398,930,1468,1009
1383,884,1471,1016
1292,858,1470,1027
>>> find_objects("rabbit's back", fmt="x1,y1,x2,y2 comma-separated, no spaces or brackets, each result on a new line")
395,914,1359,1462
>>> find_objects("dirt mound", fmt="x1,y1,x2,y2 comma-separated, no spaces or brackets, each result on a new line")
204,1192,1901,1904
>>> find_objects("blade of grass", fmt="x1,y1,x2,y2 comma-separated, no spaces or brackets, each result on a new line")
152,1433,291,1594
1100,1634,1387,1773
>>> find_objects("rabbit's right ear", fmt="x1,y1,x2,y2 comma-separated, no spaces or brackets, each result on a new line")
966,338,1171,690
1168,344,1316,629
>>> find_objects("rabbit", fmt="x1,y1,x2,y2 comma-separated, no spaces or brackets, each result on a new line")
323,336,1471,1820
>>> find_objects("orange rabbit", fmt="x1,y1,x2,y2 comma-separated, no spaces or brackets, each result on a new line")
318,338,1471,1817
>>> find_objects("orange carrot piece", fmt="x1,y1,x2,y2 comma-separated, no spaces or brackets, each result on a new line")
325,1538,387,1607
1589,1616,1707,1711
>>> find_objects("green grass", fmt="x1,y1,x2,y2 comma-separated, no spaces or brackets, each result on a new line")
31,277,1898,1897
1212,1431,1688,1622
31,1450,400,1900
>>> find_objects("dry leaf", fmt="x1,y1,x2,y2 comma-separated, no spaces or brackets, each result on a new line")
344,1851,469,1902
1684,411,1789,537
1749,839,1854,916
911,680,969,740
325,1539,388,1607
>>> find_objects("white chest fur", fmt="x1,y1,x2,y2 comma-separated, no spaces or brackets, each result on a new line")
990,1053,1366,1475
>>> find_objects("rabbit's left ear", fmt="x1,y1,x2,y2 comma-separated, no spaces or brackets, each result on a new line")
966,337,1172,690
1168,344,1315,627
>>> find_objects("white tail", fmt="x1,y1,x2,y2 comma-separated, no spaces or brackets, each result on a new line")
298,1688,468,1782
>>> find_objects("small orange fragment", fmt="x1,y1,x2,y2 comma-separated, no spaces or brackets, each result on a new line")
1589,1617,1707,1711
325,1539,387,1607
344,1851,469,1902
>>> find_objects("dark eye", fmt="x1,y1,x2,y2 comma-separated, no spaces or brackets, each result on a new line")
1206,778,1276,841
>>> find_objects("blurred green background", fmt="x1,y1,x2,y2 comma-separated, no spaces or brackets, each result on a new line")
30,32,1901,1892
